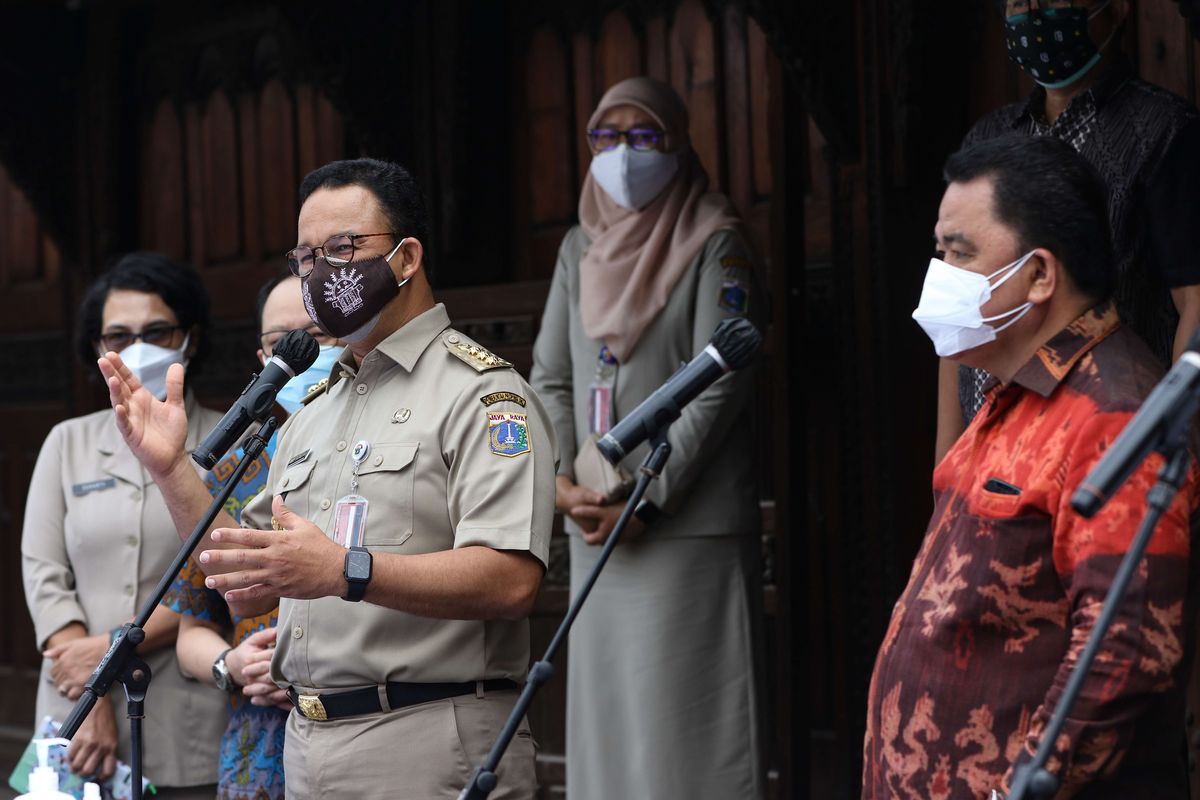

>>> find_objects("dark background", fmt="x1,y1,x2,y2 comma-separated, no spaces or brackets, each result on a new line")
0,1,1196,797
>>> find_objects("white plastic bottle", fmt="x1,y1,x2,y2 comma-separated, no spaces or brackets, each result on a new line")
16,737,75,800
83,783,102,800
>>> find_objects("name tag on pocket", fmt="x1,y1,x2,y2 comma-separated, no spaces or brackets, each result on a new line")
72,478,116,497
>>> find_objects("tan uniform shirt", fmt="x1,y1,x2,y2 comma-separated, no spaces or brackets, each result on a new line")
21,395,227,788
241,303,556,691
531,225,763,538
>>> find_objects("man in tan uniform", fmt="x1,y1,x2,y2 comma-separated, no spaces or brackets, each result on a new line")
99,158,555,799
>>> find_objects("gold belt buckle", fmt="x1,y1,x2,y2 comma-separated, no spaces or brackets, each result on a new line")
297,693,328,721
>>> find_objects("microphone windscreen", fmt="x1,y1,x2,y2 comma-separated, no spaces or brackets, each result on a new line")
274,329,321,373
710,318,761,370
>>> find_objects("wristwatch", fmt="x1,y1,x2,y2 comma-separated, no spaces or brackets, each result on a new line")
343,546,373,602
212,648,237,692
634,499,663,526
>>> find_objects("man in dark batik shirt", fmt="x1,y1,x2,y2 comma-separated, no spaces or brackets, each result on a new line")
935,0,1200,463
866,136,1199,798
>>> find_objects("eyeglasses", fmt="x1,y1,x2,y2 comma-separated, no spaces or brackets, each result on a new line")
1005,0,1082,14
286,233,395,278
260,324,334,354
585,127,665,153
99,324,183,352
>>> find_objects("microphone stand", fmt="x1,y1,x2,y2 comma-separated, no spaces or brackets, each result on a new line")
458,433,673,800
1007,401,1196,800
57,416,279,800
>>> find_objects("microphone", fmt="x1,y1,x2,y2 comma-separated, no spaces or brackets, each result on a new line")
191,329,320,469
1071,329,1200,518
597,317,761,465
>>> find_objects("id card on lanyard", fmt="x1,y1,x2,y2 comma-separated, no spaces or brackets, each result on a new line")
588,345,619,435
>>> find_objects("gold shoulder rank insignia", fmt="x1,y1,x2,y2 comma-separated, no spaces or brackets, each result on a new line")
300,377,329,405
443,332,512,372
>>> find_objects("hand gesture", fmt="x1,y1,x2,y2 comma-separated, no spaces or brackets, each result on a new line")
97,353,189,480
569,501,645,546
200,496,344,604
230,628,292,710
555,475,606,534
67,697,118,781
45,634,108,700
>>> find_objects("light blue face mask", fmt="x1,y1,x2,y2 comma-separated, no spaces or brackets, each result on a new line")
273,344,343,414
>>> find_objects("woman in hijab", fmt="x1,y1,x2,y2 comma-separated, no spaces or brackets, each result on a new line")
531,76,764,799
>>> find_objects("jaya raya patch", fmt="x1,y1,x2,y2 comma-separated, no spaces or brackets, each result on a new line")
488,412,531,457
719,277,749,314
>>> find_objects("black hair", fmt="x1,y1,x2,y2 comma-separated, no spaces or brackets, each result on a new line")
255,272,292,336
297,158,432,279
75,251,211,377
943,134,1115,300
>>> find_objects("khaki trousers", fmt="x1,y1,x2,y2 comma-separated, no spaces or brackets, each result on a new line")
283,687,536,799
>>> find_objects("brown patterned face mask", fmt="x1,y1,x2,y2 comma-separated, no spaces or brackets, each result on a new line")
301,240,407,342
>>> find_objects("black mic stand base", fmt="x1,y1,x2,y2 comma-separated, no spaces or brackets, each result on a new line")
458,436,673,800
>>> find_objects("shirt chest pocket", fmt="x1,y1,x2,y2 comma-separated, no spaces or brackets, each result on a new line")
355,442,419,546
277,459,318,514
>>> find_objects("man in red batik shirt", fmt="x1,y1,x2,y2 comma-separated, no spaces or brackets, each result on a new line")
863,134,1199,799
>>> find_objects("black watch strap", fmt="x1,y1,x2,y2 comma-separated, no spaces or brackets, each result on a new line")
634,499,663,526
343,546,373,602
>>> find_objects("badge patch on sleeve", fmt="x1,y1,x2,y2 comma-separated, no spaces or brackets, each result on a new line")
488,412,531,457
718,277,749,314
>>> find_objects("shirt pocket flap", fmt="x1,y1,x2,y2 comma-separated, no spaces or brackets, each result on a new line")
356,443,419,476
277,459,318,493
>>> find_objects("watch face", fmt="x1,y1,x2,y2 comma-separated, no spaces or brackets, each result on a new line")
346,549,371,581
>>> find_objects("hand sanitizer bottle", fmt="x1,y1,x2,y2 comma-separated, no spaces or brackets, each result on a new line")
83,783,102,800
17,737,75,799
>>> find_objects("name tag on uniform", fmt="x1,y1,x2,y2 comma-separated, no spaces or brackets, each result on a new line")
72,478,116,497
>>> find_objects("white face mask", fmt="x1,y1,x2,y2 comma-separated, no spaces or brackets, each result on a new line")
589,144,679,210
912,252,1036,358
120,333,190,400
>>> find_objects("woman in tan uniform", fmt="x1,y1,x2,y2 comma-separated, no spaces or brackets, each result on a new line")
530,77,764,799
21,253,227,797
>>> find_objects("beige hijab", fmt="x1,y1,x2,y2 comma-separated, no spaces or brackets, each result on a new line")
578,77,744,362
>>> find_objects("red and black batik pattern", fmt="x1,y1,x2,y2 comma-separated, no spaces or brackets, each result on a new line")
863,304,1199,799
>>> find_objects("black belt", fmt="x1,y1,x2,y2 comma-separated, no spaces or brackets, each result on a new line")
288,679,519,721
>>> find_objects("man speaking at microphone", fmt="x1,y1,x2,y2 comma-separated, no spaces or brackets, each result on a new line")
99,158,555,799
862,135,1199,799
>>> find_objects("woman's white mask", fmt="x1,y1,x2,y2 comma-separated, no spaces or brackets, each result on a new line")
589,144,678,210
911,251,1036,358
119,333,190,400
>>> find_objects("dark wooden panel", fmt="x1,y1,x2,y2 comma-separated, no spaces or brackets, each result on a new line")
140,98,187,262
669,0,724,190
199,91,242,264
722,4,753,217
1138,0,1192,100
596,11,643,94
748,17,773,201
526,28,576,227
259,80,298,255
645,15,669,82
571,31,597,191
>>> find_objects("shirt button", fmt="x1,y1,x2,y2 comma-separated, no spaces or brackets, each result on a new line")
336,441,347,451
447,334,460,344
131,489,142,500
292,626,303,639
125,585,135,597
356,383,368,395
320,498,331,510
373,455,383,466
126,536,137,547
